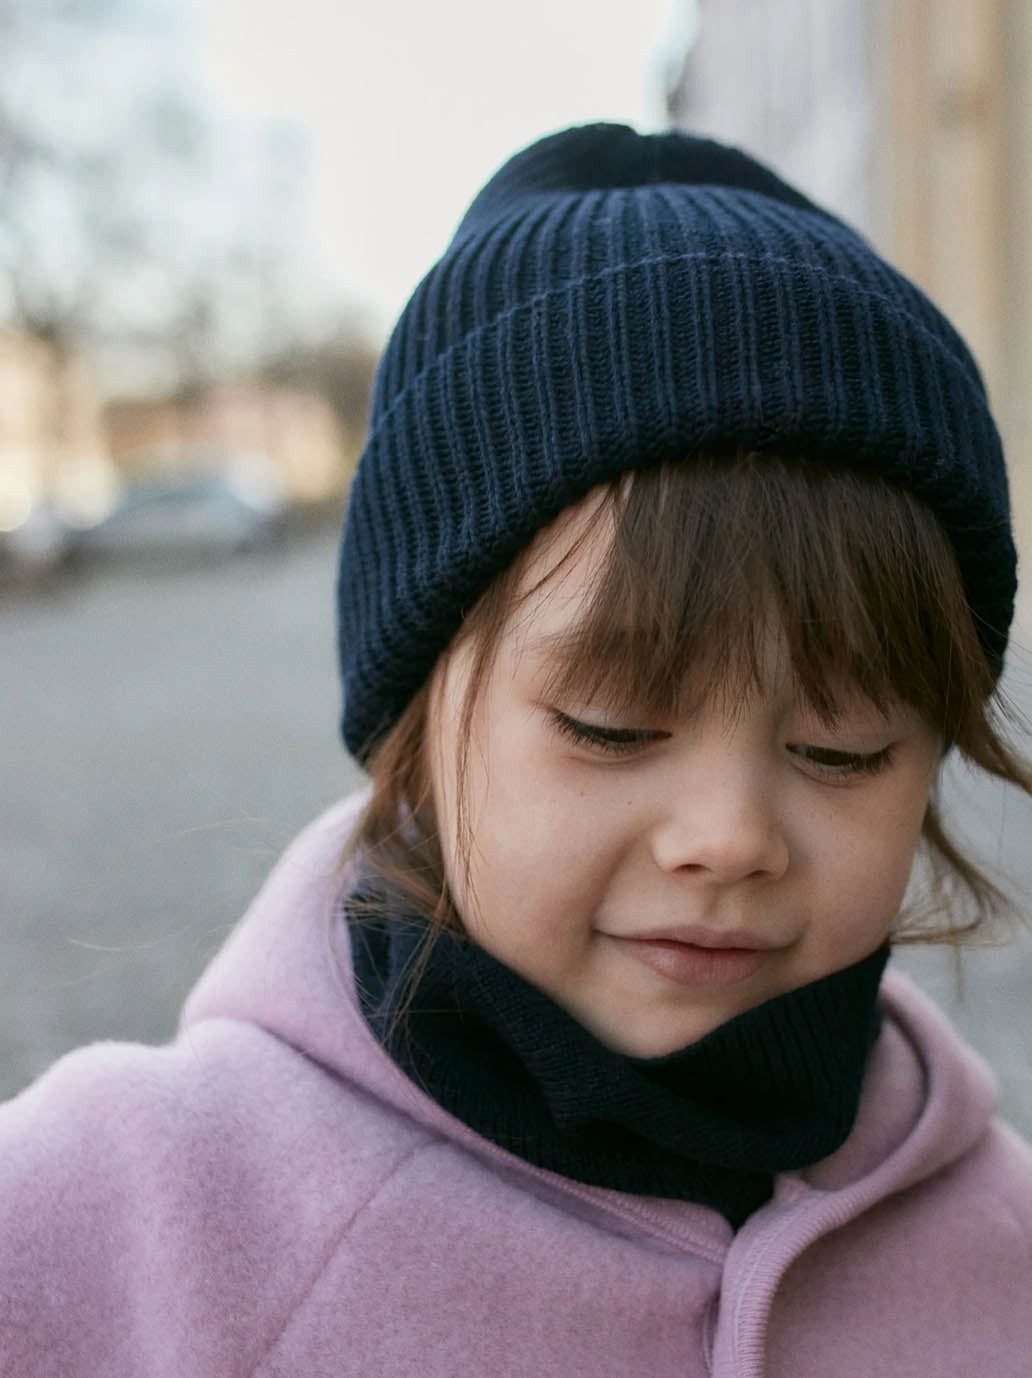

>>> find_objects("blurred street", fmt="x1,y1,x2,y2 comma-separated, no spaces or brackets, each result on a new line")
1,524,363,1099
2,531,1031,1135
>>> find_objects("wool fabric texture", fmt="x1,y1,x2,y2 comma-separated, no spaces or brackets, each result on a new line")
336,122,1016,760
349,903,888,1228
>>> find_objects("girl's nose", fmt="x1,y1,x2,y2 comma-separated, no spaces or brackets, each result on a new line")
649,768,790,884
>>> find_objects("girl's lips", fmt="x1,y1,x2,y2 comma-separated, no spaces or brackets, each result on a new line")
609,936,771,988
622,923,784,951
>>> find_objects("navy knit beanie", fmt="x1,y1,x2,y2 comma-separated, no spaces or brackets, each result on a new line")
337,122,1016,761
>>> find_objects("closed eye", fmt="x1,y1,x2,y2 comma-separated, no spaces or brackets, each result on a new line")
550,711,667,756
789,744,895,778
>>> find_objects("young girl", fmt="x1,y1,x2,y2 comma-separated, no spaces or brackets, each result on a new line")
2,123,1030,1376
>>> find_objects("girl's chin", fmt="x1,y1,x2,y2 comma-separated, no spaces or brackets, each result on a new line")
575,1000,750,1059
571,965,803,1057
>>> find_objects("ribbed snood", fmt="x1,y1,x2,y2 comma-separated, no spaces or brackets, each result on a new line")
348,903,889,1229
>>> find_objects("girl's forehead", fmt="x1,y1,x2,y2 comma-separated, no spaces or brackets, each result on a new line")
513,493,616,603
509,521,615,650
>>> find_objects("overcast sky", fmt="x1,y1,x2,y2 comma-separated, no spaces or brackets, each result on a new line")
188,0,689,330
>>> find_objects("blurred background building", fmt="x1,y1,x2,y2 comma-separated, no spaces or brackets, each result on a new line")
0,0,381,569
666,0,1032,592
0,330,117,536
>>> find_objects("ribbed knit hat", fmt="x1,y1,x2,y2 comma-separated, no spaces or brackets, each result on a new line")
337,122,1016,761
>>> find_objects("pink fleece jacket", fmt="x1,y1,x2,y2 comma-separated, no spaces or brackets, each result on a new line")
1,794,1030,1377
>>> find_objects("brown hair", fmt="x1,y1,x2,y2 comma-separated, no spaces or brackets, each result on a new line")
346,451,1031,948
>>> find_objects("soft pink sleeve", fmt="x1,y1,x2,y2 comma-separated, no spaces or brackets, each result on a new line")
0,1016,422,1377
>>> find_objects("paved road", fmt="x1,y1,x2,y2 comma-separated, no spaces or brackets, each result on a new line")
2,525,364,1098
3,528,1031,1134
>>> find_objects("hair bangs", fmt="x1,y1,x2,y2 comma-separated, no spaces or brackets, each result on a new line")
535,453,990,740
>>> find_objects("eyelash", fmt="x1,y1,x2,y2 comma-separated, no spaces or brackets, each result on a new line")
551,711,663,755
550,712,896,778
789,744,895,779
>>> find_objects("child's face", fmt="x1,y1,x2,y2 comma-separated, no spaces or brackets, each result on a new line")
428,501,942,1058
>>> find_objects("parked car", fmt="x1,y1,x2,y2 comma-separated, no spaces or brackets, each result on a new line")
71,474,287,563
0,501,74,582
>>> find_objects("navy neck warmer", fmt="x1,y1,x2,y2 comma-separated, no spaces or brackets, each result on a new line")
347,903,888,1229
